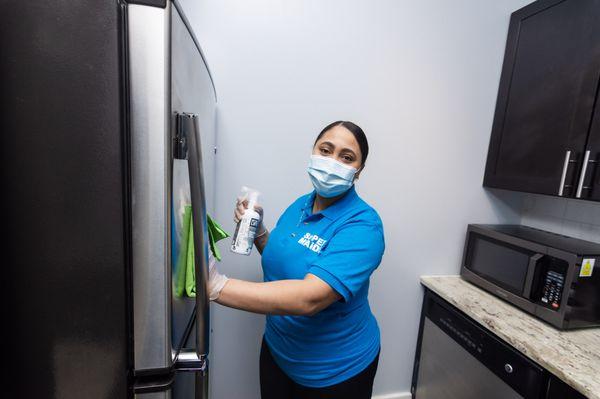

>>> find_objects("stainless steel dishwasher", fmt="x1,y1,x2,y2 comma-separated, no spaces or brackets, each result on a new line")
411,290,546,399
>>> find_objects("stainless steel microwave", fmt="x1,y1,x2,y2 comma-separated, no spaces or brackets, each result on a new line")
461,224,600,329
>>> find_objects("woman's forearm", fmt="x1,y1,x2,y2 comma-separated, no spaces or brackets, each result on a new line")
215,275,339,316
216,278,312,315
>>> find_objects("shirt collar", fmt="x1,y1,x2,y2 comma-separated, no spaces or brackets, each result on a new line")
301,185,358,220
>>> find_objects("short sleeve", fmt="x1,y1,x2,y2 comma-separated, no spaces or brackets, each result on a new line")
307,220,385,302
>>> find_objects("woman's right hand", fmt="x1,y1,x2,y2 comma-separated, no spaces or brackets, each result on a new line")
234,196,269,253
233,196,264,224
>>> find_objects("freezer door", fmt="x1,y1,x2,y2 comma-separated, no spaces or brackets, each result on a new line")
135,394,172,399
133,369,208,399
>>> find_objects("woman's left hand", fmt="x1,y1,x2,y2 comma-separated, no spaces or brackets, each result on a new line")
207,254,229,301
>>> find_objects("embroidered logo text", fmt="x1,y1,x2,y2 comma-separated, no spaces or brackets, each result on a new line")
298,233,327,253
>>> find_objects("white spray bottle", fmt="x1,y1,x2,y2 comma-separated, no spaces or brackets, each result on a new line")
231,186,261,256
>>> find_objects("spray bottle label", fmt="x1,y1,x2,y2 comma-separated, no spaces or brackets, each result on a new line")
231,217,260,254
231,185,261,255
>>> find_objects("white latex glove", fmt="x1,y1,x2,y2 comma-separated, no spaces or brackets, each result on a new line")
233,196,266,237
207,253,229,301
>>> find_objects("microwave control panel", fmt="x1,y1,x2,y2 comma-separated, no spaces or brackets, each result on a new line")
540,270,565,310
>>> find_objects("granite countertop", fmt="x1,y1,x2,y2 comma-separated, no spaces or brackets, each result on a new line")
420,275,600,399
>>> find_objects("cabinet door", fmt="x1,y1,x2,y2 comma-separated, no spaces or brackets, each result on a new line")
579,89,600,201
484,0,600,197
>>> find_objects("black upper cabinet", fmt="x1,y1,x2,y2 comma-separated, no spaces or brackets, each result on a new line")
584,90,600,200
484,0,600,200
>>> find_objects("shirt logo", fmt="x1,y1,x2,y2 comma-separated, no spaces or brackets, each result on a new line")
298,233,327,253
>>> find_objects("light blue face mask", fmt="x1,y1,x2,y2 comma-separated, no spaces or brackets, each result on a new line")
307,155,358,198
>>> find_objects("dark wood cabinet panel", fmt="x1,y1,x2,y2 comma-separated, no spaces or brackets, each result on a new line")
581,92,600,200
484,0,600,198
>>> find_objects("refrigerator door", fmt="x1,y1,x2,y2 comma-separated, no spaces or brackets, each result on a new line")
2,1,129,397
129,1,173,375
129,1,216,396
170,0,217,361
169,0,217,394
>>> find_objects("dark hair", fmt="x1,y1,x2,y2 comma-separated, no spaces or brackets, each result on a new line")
313,120,369,166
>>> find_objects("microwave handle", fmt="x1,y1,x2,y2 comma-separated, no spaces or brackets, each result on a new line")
523,253,544,299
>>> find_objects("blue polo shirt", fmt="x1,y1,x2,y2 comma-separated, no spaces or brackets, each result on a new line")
261,185,385,387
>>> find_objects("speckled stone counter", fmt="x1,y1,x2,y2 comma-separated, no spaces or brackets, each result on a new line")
420,275,600,399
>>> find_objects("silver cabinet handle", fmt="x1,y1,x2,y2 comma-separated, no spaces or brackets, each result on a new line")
504,363,514,373
558,150,573,196
576,150,592,198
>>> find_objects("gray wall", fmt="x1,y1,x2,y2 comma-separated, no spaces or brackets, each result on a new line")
521,194,600,243
177,1,532,397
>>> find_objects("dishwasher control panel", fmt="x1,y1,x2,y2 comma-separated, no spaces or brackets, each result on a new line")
438,316,484,355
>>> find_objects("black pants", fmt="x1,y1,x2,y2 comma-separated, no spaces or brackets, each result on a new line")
259,338,380,399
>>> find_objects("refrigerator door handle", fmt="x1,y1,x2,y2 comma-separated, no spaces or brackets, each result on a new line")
177,113,211,360
176,347,208,373
175,346,209,399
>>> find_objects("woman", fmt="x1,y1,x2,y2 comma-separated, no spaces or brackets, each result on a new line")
208,120,385,399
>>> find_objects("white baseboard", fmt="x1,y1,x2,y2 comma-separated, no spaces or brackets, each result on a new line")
372,392,411,399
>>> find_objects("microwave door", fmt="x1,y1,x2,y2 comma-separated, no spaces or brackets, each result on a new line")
466,235,533,295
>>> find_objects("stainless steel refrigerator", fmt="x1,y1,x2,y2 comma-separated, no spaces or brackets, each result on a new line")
2,1,217,398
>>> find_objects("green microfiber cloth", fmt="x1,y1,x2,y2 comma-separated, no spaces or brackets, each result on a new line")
174,206,192,298
185,222,196,297
175,206,230,298
207,214,230,261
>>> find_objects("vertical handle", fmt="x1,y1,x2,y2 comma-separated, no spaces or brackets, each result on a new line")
173,113,209,399
522,253,543,299
576,150,596,198
558,150,574,196
177,113,210,359
185,113,211,359
186,113,211,399
175,345,208,399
